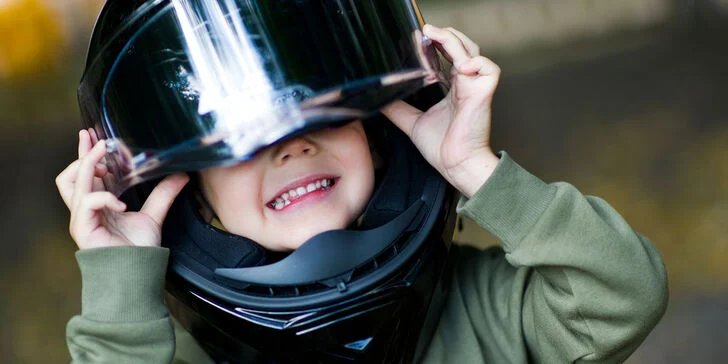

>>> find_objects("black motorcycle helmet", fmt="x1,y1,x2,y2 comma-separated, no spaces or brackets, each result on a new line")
79,0,457,362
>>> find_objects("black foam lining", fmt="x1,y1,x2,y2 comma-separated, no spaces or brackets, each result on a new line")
163,195,268,271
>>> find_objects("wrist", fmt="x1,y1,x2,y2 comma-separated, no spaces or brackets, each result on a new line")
446,149,500,199
76,246,170,321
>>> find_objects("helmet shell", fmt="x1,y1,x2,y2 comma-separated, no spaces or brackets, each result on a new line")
81,1,456,362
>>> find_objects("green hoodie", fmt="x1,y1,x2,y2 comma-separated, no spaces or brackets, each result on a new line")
66,152,668,363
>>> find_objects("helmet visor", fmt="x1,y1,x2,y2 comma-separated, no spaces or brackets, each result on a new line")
80,0,442,195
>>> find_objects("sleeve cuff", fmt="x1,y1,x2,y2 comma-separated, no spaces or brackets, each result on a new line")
76,246,170,322
456,151,556,251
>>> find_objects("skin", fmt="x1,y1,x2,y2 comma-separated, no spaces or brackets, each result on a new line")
56,24,501,251
198,121,374,252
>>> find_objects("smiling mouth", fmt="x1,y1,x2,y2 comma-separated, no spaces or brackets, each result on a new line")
267,177,338,210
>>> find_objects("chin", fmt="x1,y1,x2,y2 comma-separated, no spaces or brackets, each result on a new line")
270,242,303,253
272,219,352,252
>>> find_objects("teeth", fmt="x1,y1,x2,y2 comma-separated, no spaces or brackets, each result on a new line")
270,178,336,209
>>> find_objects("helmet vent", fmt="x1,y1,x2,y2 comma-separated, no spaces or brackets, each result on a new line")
349,230,414,282
237,281,331,297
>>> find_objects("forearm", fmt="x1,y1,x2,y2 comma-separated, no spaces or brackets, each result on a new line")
67,316,175,364
67,247,176,364
458,152,668,363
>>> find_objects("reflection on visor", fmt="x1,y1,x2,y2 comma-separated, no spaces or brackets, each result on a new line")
82,0,443,195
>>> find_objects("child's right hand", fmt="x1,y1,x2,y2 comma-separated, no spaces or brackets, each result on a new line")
56,129,189,250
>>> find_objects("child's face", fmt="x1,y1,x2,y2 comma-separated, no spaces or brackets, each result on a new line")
199,121,375,252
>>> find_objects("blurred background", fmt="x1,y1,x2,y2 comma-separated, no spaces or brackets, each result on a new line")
1,0,726,362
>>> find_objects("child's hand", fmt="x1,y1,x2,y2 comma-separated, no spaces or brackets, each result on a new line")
382,25,501,198
55,129,189,250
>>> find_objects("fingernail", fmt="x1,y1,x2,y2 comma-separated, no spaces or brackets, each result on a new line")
424,24,439,32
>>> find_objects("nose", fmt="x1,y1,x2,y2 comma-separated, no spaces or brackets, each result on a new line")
273,137,318,164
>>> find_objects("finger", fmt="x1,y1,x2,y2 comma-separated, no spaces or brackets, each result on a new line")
72,141,107,207
57,159,83,208
71,192,126,238
84,129,108,188
78,130,92,158
380,100,423,138
444,27,480,57
58,159,107,190
58,158,109,209
57,160,105,191
88,128,99,145
77,192,126,215
423,24,471,67
79,129,106,173
140,173,190,225
94,163,108,177
432,42,453,64
458,56,501,78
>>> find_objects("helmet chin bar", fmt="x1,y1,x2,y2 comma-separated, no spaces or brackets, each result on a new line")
215,200,426,288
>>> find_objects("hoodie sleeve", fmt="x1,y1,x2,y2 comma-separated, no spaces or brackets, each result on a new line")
66,246,178,364
444,151,668,363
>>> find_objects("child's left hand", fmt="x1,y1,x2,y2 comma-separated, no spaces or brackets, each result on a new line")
382,25,501,198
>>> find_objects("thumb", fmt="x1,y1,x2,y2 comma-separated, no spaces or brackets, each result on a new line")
140,173,190,225
380,100,423,137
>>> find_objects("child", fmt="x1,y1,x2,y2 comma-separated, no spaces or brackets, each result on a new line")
57,23,668,363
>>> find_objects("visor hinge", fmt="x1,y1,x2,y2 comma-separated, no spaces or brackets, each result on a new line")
105,138,119,153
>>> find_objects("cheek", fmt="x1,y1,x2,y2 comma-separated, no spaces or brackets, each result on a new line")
201,166,265,225
331,127,372,167
337,134,375,208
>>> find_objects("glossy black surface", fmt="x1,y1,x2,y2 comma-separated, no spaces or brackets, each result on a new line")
79,0,442,195
166,188,456,363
